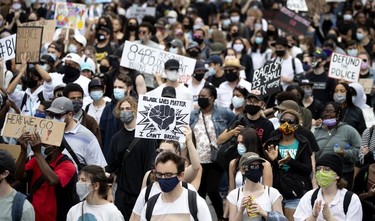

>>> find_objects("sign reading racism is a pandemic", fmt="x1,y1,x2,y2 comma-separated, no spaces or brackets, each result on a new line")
1,113,66,146
135,95,191,142
120,41,196,84
251,59,282,96
15,26,43,64
328,52,361,82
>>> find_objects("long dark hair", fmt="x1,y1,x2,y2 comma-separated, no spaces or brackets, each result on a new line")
251,30,268,54
333,82,355,107
80,165,113,199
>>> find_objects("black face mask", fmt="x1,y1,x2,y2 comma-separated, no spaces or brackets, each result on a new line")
224,71,239,82
193,73,205,81
275,50,286,57
96,33,106,42
188,50,199,58
198,97,210,109
128,24,137,31
61,65,81,84
23,77,38,89
245,104,261,115
193,37,203,45
243,167,262,183
183,24,191,30
99,65,110,73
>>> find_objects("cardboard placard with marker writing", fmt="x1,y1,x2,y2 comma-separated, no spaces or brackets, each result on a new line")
1,113,66,146
21,20,56,44
15,26,43,64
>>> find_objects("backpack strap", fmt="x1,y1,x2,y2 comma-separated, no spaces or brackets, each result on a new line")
145,192,161,221
12,192,27,221
237,187,241,202
182,181,188,189
343,191,353,215
61,137,86,170
85,103,90,113
37,91,44,103
188,189,198,221
310,188,320,208
292,57,296,76
122,138,141,165
20,93,28,111
144,181,154,203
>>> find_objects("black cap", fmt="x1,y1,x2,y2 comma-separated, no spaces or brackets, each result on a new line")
313,50,328,60
162,86,176,98
0,150,16,174
316,153,343,177
194,61,208,72
271,37,292,48
164,59,180,70
41,54,56,64
89,78,105,90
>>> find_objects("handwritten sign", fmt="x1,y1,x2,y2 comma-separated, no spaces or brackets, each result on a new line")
1,113,66,146
272,6,311,36
0,144,21,160
21,20,56,44
135,95,191,142
287,0,308,12
252,59,282,96
121,41,197,84
328,53,361,83
0,34,16,61
126,6,156,23
15,27,43,64
358,78,373,94
54,2,87,30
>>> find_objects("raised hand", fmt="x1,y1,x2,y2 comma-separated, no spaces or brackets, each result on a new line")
278,150,291,166
265,144,279,161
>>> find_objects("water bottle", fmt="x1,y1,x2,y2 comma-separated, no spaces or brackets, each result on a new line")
345,144,350,150
334,144,340,152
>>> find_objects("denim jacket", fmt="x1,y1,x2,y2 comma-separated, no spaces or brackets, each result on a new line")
190,104,236,138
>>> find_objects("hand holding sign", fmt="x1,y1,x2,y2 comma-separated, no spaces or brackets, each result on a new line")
149,105,175,130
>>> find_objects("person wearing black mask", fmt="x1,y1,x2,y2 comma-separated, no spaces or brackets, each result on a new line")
190,84,235,221
216,58,252,109
124,18,139,42
188,61,208,108
192,28,211,60
6,54,53,116
95,26,114,62
186,41,202,59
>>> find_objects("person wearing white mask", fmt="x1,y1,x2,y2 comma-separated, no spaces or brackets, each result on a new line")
232,37,254,81
355,26,372,56
167,10,178,25
346,40,359,57
67,165,124,221
231,86,247,115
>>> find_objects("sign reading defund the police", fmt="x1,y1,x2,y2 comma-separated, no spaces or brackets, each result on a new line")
328,53,361,82
1,113,66,146
120,41,197,84
251,59,282,96
135,95,191,142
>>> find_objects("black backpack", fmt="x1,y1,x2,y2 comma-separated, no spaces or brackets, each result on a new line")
310,188,353,215
144,181,188,202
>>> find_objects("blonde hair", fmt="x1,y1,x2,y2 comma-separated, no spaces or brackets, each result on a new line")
113,96,138,118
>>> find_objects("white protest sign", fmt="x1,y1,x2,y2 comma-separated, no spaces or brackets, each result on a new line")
126,6,156,23
328,53,361,83
121,41,196,84
135,95,191,142
0,34,16,61
287,0,308,11
358,78,373,94
326,0,345,2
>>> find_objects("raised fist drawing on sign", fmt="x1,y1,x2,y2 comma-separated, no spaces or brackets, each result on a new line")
149,105,176,131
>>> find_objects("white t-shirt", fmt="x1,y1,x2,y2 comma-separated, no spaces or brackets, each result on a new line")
187,79,206,106
0,189,35,221
140,188,212,221
66,201,124,221
279,56,303,91
227,185,282,221
250,48,273,71
86,98,110,125
217,79,252,109
294,188,362,221
133,182,197,216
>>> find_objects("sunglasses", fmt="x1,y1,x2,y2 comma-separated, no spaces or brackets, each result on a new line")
279,119,296,124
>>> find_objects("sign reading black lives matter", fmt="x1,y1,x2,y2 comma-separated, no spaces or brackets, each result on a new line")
120,41,196,84
251,59,282,96
135,95,192,142
328,52,361,82
15,26,43,64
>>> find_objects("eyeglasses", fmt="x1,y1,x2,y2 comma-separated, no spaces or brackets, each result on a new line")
47,112,67,120
279,119,296,124
363,59,367,62
139,30,147,35
154,171,178,178
224,69,238,75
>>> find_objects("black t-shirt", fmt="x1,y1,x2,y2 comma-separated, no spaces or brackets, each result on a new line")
95,42,114,62
228,115,274,143
306,99,324,120
306,71,336,105
207,74,226,88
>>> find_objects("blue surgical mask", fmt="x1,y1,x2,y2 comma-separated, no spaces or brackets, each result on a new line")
157,176,180,192
232,96,245,109
207,67,216,76
41,64,49,71
254,37,263,44
90,91,103,101
169,47,179,54
347,49,358,57
113,88,125,100
68,44,77,53
48,53,57,61
356,33,364,41
41,146,55,159
34,112,46,118
237,143,246,156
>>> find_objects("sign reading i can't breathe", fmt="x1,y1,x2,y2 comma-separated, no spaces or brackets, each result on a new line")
328,52,361,82
1,113,66,146
15,26,43,64
251,59,282,96
135,95,191,142
120,41,197,84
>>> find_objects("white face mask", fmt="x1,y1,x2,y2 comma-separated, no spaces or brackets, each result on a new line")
68,44,77,53
232,96,245,108
347,49,358,57
166,70,179,81
168,18,177,25
230,16,240,23
233,44,244,53
169,47,179,54
76,182,91,201
343,14,352,21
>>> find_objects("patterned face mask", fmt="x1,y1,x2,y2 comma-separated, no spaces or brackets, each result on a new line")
316,170,336,188
279,121,296,135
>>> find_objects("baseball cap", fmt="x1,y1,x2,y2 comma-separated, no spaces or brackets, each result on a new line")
155,19,167,29
299,79,314,86
88,78,105,90
187,41,201,51
0,150,16,174
169,39,184,48
46,97,74,114
72,33,87,47
40,54,56,64
206,55,223,65
162,86,176,98
247,90,262,100
210,42,225,55
167,10,178,18
240,152,265,167
80,62,93,72
194,61,208,72
273,100,299,112
313,50,328,60
271,37,292,48
165,59,180,70
63,53,82,66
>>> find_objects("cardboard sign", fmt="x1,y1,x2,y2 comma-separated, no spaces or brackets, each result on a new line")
272,6,311,36
0,34,16,62
126,6,156,23
287,0,308,12
21,20,56,44
15,27,43,64
328,53,361,83
251,59,282,96
54,2,87,30
135,95,191,142
121,41,197,84
1,113,66,146
358,78,373,94
0,144,21,161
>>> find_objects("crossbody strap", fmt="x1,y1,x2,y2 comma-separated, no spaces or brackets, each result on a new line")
122,138,141,165
201,112,212,145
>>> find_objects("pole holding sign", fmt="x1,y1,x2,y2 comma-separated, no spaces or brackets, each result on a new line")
328,52,361,83
135,95,191,142
120,41,196,84
0,34,16,62
252,59,282,96
15,26,43,64
1,113,66,146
